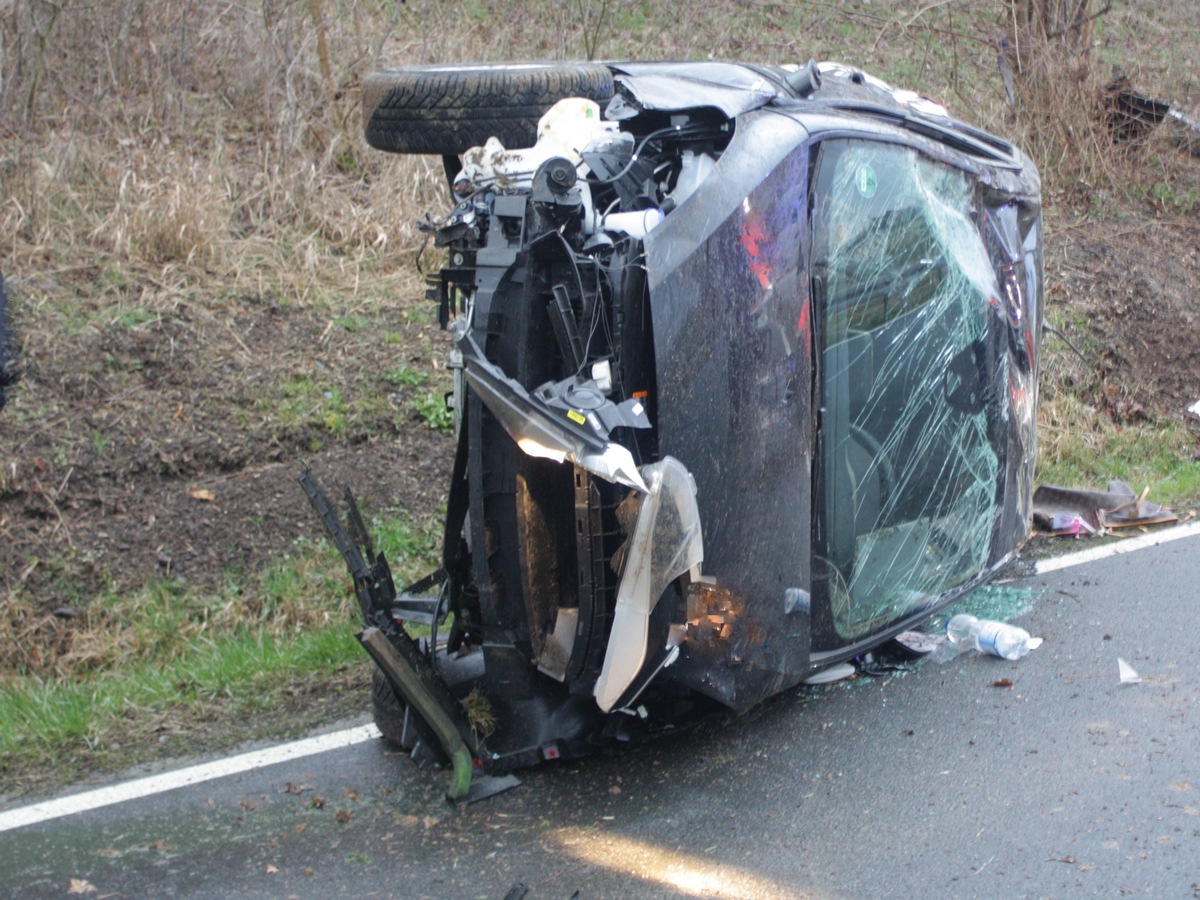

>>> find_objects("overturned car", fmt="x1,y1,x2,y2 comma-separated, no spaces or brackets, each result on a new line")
303,60,1043,798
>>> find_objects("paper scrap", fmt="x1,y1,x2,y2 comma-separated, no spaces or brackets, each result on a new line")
1118,657,1142,684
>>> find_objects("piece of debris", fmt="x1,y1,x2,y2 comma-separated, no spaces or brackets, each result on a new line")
1034,480,1178,536
1105,75,1200,157
802,662,857,685
892,630,943,657
1118,657,1142,684
933,614,1043,663
0,270,20,414
1106,75,1171,143
455,774,522,805
1048,513,1096,536
1187,399,1200,419
949,615,1036,660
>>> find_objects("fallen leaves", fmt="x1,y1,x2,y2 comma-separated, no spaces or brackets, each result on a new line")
67,879,96,894
190,488,216,502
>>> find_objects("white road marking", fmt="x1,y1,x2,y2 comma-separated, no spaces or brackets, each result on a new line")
1035,520,1200,574
0,723,380,833
5,522,1198,834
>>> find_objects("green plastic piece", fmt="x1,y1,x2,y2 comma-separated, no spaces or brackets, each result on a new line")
447,748,474,800
358,627,476,801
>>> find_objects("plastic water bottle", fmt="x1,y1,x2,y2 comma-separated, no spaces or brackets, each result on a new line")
945,613,1034,660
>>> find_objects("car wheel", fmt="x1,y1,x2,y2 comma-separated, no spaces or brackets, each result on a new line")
370,667,416,750
362,62,615,155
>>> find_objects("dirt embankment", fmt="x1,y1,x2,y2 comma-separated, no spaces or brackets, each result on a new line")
1049,216,1200,424
0,285,454,621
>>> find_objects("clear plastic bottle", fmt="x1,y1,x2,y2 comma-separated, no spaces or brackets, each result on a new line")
945,613,1034,661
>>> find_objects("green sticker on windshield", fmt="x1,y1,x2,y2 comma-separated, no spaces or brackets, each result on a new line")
855,163,878,198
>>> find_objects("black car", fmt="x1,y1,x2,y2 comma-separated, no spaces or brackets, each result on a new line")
303,60,1043,799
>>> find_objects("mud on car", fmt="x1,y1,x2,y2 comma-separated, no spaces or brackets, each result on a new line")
302,60,1043,799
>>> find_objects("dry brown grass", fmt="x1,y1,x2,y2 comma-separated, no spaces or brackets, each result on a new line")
0,1,774,316
0,0,455,301
1007,40,1110,179
3,0,1192,297
461,685,497,740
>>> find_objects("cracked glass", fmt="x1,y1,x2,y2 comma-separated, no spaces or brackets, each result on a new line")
813,140,1003,640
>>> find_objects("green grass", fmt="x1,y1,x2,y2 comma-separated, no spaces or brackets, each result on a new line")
0,511,440,772
1036,397,1200,510
0,626,366,759
1038,307,1200,513
91,431,112,456
334,313,371,332
380,365,454,432
382,365,428,388
1145,179,1200,215
266,374,397,441
111,307,158,329
412,390,453,433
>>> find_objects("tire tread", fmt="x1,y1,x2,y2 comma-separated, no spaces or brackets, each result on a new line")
363,63,614,155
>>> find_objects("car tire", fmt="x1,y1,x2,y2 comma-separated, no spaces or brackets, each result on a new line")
370,667,416,751
362,62,615,155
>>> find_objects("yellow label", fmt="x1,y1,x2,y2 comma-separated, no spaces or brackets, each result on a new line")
566,409,586,425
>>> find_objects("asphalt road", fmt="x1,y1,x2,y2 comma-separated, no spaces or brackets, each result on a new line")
3,528,1200,899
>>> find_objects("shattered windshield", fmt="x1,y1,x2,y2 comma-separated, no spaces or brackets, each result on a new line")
813,140,1001,641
